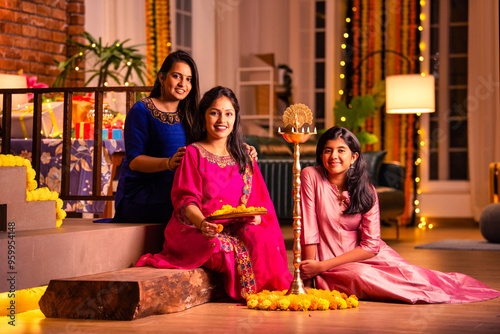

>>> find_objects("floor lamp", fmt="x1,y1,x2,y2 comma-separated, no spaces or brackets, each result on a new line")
385,74,435,226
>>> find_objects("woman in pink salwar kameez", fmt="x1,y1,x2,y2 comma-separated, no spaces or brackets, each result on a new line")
299,126,500,304
136,86,292,300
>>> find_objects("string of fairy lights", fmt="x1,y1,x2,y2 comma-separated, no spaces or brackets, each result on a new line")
338,1,433,230
415,0,432,230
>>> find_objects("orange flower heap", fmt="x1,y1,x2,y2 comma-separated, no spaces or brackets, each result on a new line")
246,289,359,311
210,204,266,216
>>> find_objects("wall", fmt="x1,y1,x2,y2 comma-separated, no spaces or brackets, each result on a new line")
0,0,85,86
84,0,146,87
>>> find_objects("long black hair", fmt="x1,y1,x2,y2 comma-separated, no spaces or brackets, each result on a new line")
149,50,200,142
316,126,375,214
190,86,252,174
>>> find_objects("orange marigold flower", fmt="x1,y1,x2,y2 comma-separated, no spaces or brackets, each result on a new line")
216,224,223,233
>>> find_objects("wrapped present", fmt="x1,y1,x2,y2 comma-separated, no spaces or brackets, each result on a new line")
72,97,94,127
0,102,64,138
103,128,123,140
75,122,95,139
112,128,123,139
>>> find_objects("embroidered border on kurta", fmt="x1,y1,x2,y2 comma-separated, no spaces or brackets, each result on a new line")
192,142,236,167
142,97,181,124
217,230,256,297
240,166,252,205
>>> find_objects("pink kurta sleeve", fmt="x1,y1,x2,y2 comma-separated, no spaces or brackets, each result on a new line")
171,145,203,216
357,188,381,254
300,167,320,245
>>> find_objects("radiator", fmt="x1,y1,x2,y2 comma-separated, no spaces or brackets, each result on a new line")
257,159,317,220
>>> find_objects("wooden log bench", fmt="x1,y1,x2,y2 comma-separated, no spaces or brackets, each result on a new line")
39,266,226,321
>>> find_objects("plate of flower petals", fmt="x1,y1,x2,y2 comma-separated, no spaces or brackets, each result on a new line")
206,204,267,221
206,210,268,221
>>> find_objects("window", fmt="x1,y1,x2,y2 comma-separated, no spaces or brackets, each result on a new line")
429,0,469,180
175,0,192,53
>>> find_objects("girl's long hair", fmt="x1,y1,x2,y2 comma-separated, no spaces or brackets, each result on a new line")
149,50,200,143
316,126,375,214
190,86,252,174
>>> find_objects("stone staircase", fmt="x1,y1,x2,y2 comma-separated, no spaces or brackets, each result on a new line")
0,165,224,319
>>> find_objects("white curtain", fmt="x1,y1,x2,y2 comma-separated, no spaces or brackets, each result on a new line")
468,0,500,220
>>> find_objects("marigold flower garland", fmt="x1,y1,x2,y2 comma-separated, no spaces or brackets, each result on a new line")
246,289,359,311
0,154,66,227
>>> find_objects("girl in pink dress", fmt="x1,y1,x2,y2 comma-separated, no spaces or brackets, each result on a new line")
299,126,500,304
136,86,292,300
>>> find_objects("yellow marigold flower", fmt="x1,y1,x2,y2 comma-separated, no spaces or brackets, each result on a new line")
348,296,359,308
247,299,259,309
246,294,259,302
278,298,290,310
259,299,271,310
336,297,348,309
49,190,58,201
298,298,311,311
27,179,38,191
56,208,67,220
316,298,330,310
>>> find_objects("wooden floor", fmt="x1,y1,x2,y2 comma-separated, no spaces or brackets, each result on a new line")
2,218,500,333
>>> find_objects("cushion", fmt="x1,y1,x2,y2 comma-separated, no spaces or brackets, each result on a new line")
363,151,387,186
480,203,500,243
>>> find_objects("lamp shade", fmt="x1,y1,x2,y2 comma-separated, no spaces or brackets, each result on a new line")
385,74,435,114
0,73,29,111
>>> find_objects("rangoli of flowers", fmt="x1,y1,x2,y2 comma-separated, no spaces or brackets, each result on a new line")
246,289,359,311
0,154,66,227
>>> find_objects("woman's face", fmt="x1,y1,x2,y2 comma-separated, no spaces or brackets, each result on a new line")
204,96,235,142
321,137,358,178
160,61,192,102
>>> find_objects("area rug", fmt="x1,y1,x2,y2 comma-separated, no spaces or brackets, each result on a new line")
415,239,500,251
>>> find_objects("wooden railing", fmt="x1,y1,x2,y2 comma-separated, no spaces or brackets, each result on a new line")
0,86,152,202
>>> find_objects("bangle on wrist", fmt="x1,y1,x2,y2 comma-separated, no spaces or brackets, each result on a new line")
198,218,207,230
167,157,173,171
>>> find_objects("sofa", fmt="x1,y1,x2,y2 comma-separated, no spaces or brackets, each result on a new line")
245,135,406,232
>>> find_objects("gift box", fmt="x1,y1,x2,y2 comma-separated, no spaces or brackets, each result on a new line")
102,128,123,140
75,122,95,139
0,102,64,138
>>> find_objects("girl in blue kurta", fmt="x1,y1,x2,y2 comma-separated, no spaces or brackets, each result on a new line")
111,50,200,223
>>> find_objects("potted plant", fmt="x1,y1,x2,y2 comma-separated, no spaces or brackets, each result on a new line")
53,31,149,87
333,80,385,147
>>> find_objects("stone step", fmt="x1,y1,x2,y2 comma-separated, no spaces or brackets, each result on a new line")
0,166,26,203
39,267,225,320
0,166,56,231
0,218,165,292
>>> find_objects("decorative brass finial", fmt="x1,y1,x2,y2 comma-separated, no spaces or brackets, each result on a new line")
282,103,313,131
